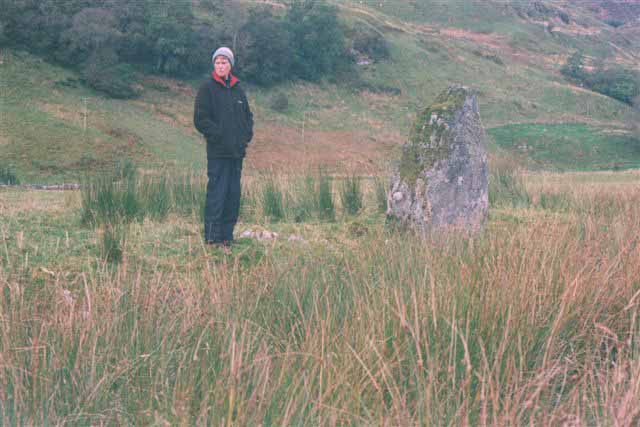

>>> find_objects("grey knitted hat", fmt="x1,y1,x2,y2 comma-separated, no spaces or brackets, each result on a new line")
212,47,234,67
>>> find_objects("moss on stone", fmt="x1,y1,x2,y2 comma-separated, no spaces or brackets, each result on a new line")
399,87,469,186
399,147,422,185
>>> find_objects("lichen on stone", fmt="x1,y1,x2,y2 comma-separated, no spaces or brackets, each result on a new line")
389,85,488,237
399,86,468,185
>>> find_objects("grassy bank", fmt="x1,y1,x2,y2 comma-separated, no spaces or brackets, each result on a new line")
1,170,639,425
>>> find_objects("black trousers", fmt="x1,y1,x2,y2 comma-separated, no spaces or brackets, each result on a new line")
204,158,243,243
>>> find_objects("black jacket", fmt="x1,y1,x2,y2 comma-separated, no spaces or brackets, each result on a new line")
194,74,254,159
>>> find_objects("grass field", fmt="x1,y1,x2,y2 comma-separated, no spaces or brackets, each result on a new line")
1,169,639,425
2,2,640,424
2,16,640,182
489,123,640,171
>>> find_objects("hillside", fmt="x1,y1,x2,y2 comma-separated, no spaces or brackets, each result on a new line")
3,3,640,422
1,0,639,182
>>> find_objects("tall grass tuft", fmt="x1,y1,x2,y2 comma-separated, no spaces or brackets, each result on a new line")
100,222,124,263
261,173,285,222
340,175,364,216
0,165,19,185
114,158,137,182
489,162,531,208
537,191,573,212
3,171,640,424
239,183,257,223
172,174,206,219
317,169,335,221
80,169,141,226
290,174,318,223
374,177,388,213
141,175,170,221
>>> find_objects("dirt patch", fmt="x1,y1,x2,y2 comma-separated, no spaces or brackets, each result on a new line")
134,101,197,135
38,102,82,125
244,122,402,175
441,28,508,50
0,135,9,146
153,105,197,134
600,128,634,136
541,54,567,66
143,76,195,98
549,80,611,98
0,189,68,217
550,24,602,36
336,2,437,36
359,90,399,104
245,0,285,9
489,115,629,129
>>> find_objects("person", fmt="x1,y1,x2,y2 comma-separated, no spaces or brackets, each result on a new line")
194,47,253,246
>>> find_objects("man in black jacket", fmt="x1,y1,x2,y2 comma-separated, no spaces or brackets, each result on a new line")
194,47,253,246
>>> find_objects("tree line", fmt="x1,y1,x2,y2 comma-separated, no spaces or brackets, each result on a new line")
561,51,640,107
0,0,389,98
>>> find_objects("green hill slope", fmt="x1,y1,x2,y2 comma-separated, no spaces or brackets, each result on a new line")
1,0,639,182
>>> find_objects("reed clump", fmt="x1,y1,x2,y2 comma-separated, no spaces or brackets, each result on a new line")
0,165,20,185
339,175,364,216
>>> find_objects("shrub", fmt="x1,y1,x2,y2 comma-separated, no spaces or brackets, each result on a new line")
240,9,292,86
605,19,624,28
286,1,349,81
562,52,640,105
340,175,363,216
471,49,504,66
584,67,640,105
350,28,389,61
83,48,140,99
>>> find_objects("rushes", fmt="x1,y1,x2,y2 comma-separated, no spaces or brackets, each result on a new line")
80,164,141,226
290,175,317,223
375,177,388,213
100,222,124,263
80,162,205,262
141,176,170,221
81,163,207,226
2,171,640,424
339,175,363,216
254,170,337,223
317,170,335,221
261,173,285,222
488,162,531,208
0,165,20,185
173,174,206,219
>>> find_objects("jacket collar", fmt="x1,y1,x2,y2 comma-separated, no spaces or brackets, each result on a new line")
212,71,239,88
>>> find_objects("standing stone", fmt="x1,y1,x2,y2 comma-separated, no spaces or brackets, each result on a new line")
387,86,488,236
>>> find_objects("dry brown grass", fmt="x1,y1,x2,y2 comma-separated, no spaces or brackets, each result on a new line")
37,102,83,126
1,171,639,424
245,123,399,175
